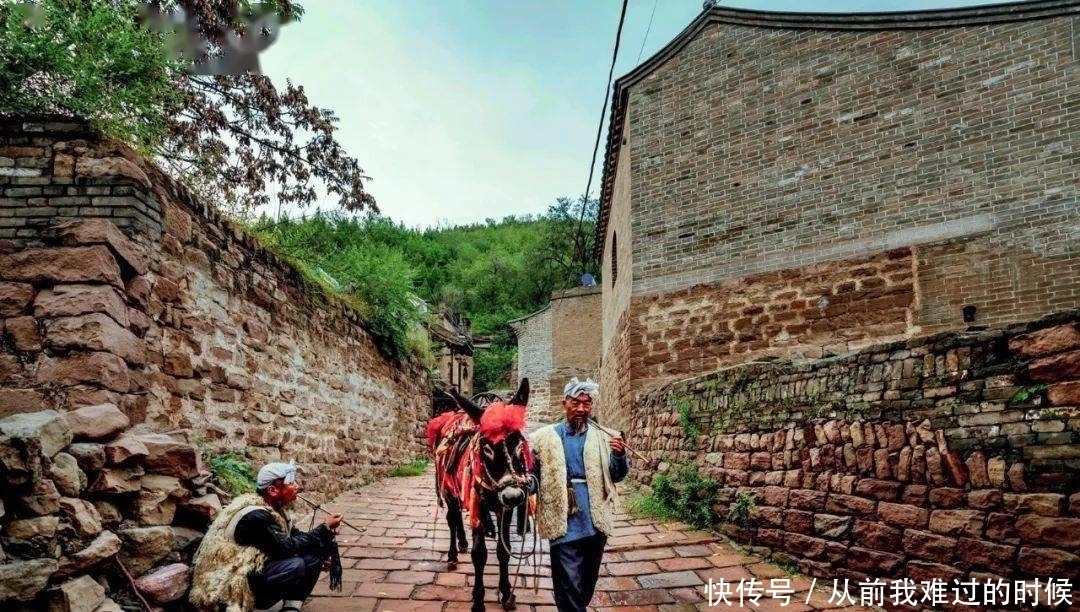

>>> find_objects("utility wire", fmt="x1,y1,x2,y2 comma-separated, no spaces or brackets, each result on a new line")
575,0,630,275
636,0,660,63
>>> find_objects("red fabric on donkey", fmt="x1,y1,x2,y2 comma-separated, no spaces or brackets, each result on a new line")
426,379,533,612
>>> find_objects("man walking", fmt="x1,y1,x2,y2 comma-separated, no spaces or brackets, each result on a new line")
530,377,629,612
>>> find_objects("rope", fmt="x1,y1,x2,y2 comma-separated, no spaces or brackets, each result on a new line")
575,0,631,273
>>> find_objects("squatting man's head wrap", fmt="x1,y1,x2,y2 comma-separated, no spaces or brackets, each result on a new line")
257,460,297,490
564,377,599,400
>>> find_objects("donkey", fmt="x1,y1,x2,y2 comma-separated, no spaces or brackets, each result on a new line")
426,379,533,612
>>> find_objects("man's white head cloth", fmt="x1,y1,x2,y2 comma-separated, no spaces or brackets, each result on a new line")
257,460,297,489
564,377,599,401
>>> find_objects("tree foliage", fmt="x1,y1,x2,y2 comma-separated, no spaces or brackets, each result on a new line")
0,0,376,216
249,198,600,390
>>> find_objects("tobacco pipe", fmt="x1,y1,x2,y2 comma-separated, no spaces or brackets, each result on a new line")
587,419,647,463
296,494,366,533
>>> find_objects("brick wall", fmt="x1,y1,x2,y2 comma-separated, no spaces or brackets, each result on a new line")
509,305,553,423
599,7,1080,431
635,311,1080,583
620,15,1079,322
550,286,601,422
0,118,429,499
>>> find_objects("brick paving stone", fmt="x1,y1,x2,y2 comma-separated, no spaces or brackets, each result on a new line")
607,561,663,576
609,588,676,606
656,557,713,572
385,570,437,585
304,597,378,612
373,599,445,612
304,466,866,612
673,545,713,557
622,547,678,562
637,571,704,589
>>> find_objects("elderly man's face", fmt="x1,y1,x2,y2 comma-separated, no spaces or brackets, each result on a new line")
563,392,593,430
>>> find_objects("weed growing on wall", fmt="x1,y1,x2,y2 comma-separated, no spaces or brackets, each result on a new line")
209,452,257,497
636,463,719,530
674,395,700,443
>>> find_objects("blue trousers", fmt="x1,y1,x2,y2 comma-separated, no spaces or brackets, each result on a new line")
249,553,323,609
549,534,607,612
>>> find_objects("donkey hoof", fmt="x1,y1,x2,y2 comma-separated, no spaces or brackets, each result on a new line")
501,595,516,611
458,542,469,553
447,560,457,570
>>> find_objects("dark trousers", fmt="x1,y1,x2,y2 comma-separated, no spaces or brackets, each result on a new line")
550,534,607,612
249,553,323,609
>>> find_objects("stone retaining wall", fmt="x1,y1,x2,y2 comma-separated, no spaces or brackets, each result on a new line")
634,311,1080,585
0,117,430,608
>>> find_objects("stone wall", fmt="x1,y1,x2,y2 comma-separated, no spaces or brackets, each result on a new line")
0,117,430,498
634,311,1080,584
599,6,1080,420
0,407,216,610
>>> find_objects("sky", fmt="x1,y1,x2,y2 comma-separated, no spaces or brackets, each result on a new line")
259,0,1000,229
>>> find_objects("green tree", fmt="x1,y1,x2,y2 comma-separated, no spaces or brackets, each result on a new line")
0,0,376,217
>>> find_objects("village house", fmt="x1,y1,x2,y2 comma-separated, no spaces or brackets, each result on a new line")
594,0,1080,426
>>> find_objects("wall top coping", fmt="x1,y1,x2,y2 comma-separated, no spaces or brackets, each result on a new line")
592,0,1080,263
551,286,602,300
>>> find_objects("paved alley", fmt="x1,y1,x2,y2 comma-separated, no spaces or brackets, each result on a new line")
304,468,875,612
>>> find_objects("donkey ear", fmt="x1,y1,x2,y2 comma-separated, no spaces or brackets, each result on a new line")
508,378,530,407
449,387,485,421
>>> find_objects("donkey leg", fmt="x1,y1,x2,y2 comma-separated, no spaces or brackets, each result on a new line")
445,497,461,568
497,510,516,611
514,502,527,537
470,526,488,612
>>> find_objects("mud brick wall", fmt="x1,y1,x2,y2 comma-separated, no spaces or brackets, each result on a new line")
0,117,429,501
635,311,1080,584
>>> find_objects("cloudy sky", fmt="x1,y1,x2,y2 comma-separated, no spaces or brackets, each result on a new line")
260,0,997,228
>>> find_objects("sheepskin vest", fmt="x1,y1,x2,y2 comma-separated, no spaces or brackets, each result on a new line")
189,494,288,612
531,423,616,540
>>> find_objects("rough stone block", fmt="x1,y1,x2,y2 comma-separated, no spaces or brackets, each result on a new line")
0,409,72,457
0,281,35,316
1028,350,1080,383
1014,515,1080,548
117,526,174,576
134,433,200,480
0,245,122,286
44,313,145,365
35,352,130,393
0,558,59,602
877,502,928,529
58,497,103,538
33,284,129,327
1009,324,1080,358
134,563,191,604
46,574,106,612
51,218,148,275
47,452,85,496
902,529,957,563
63,404,130,442
928,509,984,538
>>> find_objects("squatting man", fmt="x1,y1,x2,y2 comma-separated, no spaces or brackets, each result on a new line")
190,461,344,612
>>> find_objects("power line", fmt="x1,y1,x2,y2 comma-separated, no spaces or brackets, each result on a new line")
637,0,660,63
575,0,630,273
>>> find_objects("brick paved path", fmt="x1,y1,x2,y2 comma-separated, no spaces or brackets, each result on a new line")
303,468,874,612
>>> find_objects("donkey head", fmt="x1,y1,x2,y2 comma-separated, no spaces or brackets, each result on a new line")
451,379,531,509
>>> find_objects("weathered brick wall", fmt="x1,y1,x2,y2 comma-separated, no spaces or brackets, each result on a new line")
600,7,1080,437
622,15,1079,327
509,305,553,423
635,311,1080,583
0,118,429,500
550,287,601,421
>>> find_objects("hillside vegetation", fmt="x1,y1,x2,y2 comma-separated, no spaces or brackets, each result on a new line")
250,197,598,391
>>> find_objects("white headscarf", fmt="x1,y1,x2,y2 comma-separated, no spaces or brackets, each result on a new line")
563,377,599,400
256,460,297,489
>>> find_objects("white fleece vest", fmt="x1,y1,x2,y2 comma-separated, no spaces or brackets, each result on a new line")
530,423,617,540
189,494,288,612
